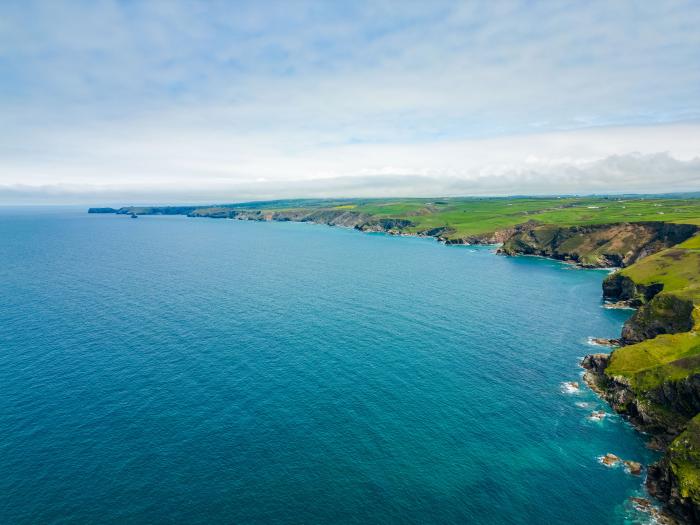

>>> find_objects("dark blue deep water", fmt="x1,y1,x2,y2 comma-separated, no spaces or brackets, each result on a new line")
0,208,659,524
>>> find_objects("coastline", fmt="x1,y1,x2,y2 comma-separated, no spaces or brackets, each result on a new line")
91,205,700,522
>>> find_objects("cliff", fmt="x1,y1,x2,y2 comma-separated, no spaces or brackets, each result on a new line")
583,234,700,521
499,222,697,268
648,414,700,523
90,204,699,264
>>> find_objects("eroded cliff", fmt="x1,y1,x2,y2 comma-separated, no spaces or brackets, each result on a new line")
500,222,697,268
583,234,700,522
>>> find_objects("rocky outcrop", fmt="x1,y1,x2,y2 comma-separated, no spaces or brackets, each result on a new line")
647,415,700,524
603,273,664,305
355,218,414,233
589,337,621,347
500,222,697,268
583,360,695,439
300,210,371,227
420,226,455,238
186,207,373,228
581,353,609,377
581,354,659,434
88,207,117,213
583,287,700,521
439,226,517,245
621,293,696,344
119,206,199,215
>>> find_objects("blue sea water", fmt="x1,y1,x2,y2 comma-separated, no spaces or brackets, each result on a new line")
0,208,659,524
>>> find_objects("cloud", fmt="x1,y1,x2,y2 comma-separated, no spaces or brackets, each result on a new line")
1,1,699,203
2,152,698,205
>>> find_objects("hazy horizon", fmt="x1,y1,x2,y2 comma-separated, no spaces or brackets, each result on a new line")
2,1,700,204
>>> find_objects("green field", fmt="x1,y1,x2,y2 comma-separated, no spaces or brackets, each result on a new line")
606,330,700,391
261,196,700,238
602,212,700,401
619,236,700,296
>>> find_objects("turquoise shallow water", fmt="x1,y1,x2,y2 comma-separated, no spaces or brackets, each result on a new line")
0,208,658,524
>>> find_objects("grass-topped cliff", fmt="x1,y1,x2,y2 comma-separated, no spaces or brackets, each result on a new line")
90,195,700,245
621,235,700,290
583,231,700,521
648,413,700,522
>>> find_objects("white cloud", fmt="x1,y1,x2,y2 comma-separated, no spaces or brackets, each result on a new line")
2,151,698,205
1,1,699,202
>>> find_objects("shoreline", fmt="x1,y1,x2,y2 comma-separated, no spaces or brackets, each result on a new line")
91,206,700,522
199,212,697,522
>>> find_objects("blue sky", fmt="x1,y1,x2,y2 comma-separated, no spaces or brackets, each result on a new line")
1,0,699,203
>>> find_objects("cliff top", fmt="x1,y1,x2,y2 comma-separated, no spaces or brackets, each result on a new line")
96,196,700,240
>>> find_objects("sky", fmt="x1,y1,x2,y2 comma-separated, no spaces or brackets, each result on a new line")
1,0,700,204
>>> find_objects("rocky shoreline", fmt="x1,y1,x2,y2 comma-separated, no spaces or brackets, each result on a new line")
582,267,700,523
90,206,697,268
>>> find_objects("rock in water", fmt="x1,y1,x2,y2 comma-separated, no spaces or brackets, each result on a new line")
588,411,606,421
624,460,643,475
600,453,621,467
630,497,653,512
588,337,620,347
561,381,580,393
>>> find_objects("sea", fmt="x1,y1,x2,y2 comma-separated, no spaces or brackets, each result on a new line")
0,207,659,524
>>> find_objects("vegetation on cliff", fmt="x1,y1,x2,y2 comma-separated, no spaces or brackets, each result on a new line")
667,415,700,505
500,222,697,267
647,414,700,523
91,195,700,245
584,228,700,521
606,330,700,392
618,235,700,298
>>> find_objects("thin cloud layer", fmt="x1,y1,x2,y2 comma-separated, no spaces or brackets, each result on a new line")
1,1,699,203
2,153,698,205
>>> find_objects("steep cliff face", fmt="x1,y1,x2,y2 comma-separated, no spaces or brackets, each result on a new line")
500,222,697,268
584,343,700,521
647,415,700,523
119,206,199,215
602,273,663,305
440,226,517,245
186,207,373,227
355,218,415,233
621,293,696,343
583,350,700,439
582,240,700,522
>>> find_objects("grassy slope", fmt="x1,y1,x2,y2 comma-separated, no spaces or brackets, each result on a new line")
126,196,700,237
606,331,700,391
669,414,700,502
606,233,700,390
266,196,700,238
605,231,700,385
620,236,700,294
